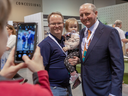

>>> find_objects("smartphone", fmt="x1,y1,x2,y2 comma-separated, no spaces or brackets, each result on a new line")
14,23,37,63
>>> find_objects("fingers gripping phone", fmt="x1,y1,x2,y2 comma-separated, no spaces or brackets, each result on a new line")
14,23,37,63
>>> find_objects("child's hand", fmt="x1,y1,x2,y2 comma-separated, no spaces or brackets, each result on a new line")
63,47,68,52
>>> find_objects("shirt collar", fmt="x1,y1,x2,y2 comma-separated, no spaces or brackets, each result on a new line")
50,33,64,43
84,20,99,37
8,34,12,38
115,27,120,29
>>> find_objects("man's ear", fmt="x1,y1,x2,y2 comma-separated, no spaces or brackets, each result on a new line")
95,11,98,17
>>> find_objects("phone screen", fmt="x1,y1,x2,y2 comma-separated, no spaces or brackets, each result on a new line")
15,23,37,63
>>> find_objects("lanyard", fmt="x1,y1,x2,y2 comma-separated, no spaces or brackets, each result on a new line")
84,31,94,49
82,20,99,52
49,34,67,56
82,29,95,51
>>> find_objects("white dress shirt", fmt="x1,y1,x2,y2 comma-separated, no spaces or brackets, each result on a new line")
115,27,125,47
81,20,99,54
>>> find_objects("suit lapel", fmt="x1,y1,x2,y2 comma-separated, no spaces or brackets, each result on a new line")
83,22,104,63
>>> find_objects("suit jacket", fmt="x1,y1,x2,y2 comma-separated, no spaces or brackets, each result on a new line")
27,34,33,44
79,21,124,96
22,35,26,42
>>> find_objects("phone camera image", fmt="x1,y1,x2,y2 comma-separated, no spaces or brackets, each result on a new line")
15,23,37,63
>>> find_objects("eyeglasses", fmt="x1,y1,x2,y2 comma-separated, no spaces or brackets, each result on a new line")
49,22,63,26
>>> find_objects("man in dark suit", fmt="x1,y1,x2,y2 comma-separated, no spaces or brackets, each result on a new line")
22,32,26,50
69,3,124,96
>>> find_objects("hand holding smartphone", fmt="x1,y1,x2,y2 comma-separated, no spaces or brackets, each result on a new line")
14,23,37,63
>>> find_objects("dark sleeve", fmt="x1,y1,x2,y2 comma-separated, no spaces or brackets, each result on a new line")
38,41,51,67
108,28,124,96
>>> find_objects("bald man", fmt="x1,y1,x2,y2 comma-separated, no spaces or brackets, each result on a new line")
69,3,124,96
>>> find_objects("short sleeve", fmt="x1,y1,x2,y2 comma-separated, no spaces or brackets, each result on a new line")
6,35,16,48
38,41,51,67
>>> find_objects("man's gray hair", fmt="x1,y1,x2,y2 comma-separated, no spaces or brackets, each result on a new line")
82,3,97,12
115,20,122,27
90,3,97,12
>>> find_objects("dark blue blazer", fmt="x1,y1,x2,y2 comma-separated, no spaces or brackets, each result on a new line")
28,34,33,44
79,21,124,96
22,35,26,42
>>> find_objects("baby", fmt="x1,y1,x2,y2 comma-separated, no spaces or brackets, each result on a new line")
63,18,81,89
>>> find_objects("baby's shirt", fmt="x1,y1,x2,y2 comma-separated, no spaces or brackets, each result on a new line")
64,32,80,50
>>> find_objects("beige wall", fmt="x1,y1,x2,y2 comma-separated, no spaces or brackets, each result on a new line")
8,0,128,22
43,0,85,16
116,0,127,4
85,0,128,8
94,0,115,8
85,0,116,8
9,0,42,22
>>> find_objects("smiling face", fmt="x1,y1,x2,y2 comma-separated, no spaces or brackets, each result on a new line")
48,14,64,39
79,4,98,28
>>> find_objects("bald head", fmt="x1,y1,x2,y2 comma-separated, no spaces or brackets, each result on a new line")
79,3,97,13
79,3,98,28
115,20,122,27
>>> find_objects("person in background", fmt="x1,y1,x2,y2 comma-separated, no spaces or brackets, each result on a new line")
0,0,53,96
125,31,128,39
114,20,128,55
125,31,128,55
63,18,81,89
38,12,72,96
6,25,16,58
68,3,124,96
1,25,16,69
112,23,115,28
